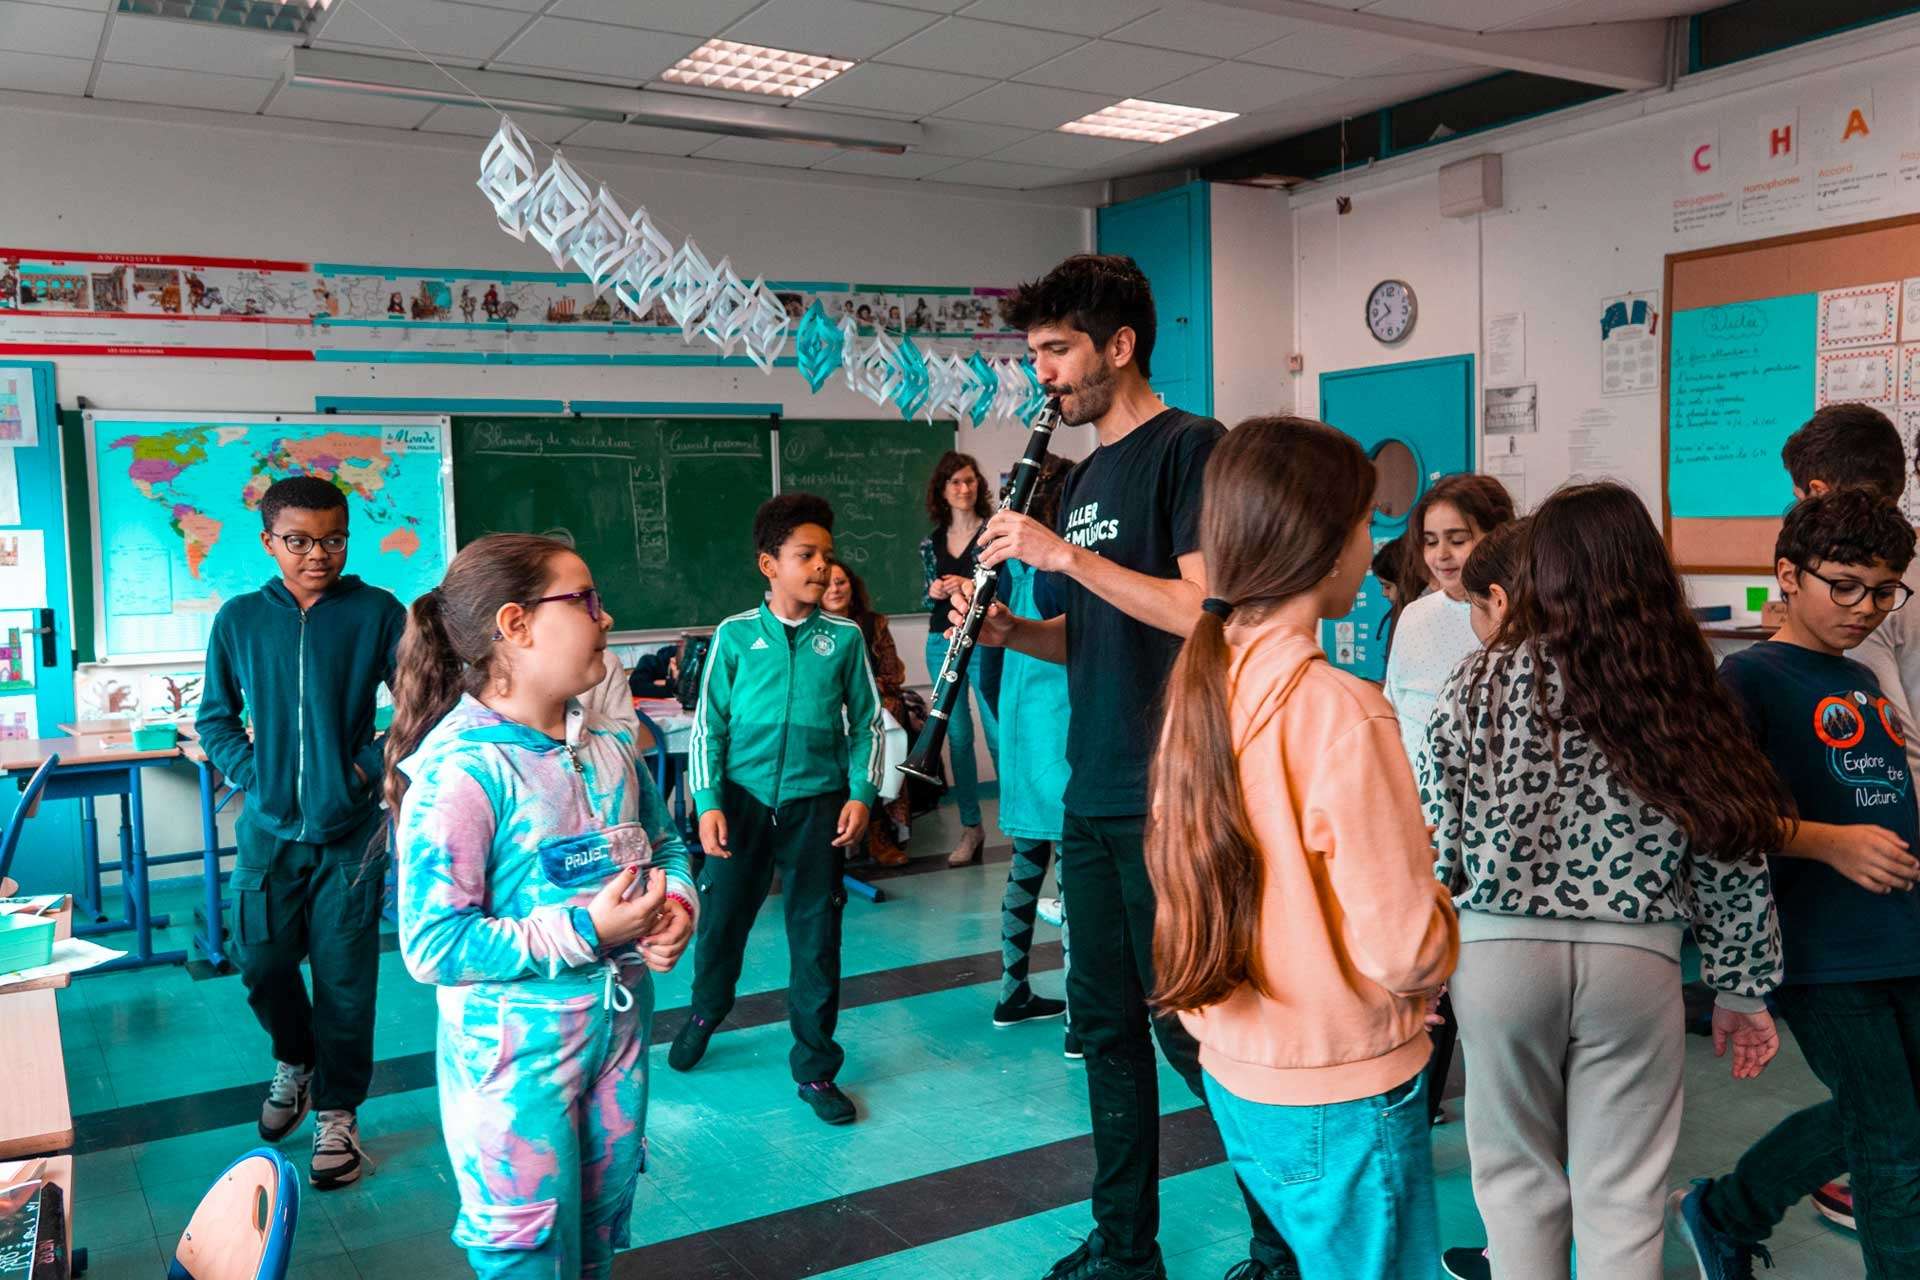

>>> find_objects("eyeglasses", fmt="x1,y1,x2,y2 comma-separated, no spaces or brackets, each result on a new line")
269,532,349,555
524,587,604,622
1801,564,1914,611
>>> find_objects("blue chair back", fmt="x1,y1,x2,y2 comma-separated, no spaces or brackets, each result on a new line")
634,708,670,794
165,1146,299,1280
0,753,59,890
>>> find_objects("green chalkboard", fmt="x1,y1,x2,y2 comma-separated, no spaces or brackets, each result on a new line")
453,416,772,631
779,419,955,617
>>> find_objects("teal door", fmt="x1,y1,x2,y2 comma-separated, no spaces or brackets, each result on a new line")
2,362,79,888
1096,181,1211,417
1318,355,1475,681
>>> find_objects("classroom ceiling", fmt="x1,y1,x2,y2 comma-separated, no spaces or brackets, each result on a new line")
0,0,1727,192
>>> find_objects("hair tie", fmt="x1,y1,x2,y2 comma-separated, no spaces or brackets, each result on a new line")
1200,597,1233,620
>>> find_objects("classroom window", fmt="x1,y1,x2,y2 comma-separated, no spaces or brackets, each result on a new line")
1691,0,1920,71
1384,74,1615,155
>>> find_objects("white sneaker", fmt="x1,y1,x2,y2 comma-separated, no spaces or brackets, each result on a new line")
311,1108,366,1190
1037,897,1064,928
258,1061,312,1143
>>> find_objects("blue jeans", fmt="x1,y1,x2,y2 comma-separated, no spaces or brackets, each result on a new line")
923,632,999,827
1203,1071,1440,1280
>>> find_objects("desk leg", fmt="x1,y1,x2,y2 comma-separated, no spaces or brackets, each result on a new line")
76,796,104,922
195,761,226,970
85,768,187,972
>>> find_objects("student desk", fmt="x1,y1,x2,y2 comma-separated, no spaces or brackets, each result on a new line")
1,896,79,1264
1,734,185,972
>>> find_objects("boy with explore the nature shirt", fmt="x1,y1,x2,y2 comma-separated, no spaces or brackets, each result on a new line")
1675,487,1920,1279
670,492,884,1126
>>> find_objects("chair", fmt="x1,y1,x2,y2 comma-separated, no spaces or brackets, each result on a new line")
166,1147,299,1280
634,708,670,795
0,753,60,897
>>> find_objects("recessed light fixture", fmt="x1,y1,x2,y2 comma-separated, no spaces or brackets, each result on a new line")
1059,98,1238,144
662,39,854,99
115,0,329,35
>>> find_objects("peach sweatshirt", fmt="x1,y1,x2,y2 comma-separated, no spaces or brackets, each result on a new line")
1176,620,1459,1106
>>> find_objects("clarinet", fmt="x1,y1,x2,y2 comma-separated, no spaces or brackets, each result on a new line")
899,396,1060,786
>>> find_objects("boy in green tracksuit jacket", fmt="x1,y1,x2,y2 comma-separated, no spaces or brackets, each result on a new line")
196,476,405,1190
670,492,884,1125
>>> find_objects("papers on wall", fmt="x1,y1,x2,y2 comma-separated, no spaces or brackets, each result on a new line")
0,530,46,611
1669,294,1816,516
1600,291,1660,396
0,613,34,694
0,370,35,447
1817,345,1897,407
1485,312,1525,386
0,695,36,742
1487,451,1527,509
1485,383,1538,434
1817,282,1899,348
0,450,17,526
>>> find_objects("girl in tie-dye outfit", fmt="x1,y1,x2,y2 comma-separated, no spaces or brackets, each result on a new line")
386,534,697,1279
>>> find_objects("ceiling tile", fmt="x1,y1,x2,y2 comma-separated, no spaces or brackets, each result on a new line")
313,0,533,61
1105,3,1303,57
264,84,439,128
0,48,89,94
1360,0,1568,27
877,18,1084,79
811,147,968,177
0,1,103,59
938,81,1116,129
102,12,292,78
913,117,1040,156
1147,60,1337,113
692,135,845,168
800,61,993,116
492,17,699,84
92,61,276,111
547,0,760,35
955,0,1159,37
874,0,970,10
921,156,1078,188
18,0,108,10
563,119,724,155
722,0,939,60
988,129,1146,167
1490,0,1721,24
1013,40,1215,95
1242,27,1428,77
416,104,583,142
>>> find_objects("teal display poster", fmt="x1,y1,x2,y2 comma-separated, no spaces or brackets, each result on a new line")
1668,292,1817,518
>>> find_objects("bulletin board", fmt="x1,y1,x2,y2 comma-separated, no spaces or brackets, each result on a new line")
1664,211,1920,571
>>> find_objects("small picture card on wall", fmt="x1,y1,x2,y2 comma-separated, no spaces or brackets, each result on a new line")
1900,406,1920,521
1903,279,1920,339
1902,344,1920,403
1819,281,1899,349
1819,345,1898,407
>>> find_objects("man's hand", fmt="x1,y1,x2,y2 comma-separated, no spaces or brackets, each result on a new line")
1820,824,1920,893
946,580,1016,648
698,809,731,859
977,510,1076,574
832,800,870,848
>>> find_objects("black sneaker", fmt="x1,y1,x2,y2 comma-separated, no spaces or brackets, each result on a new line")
1224,1258,1300,1280
1064,1029,1084,1060
1441,1247,1490,1280
798,1080,857,1125
1041,1237,1166,1280
668,1014,715,1072
994,990,1067,1027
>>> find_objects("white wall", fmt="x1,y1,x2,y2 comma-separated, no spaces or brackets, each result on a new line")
1286,17,1920,619
1210,183,1295,426
0,93,1091,868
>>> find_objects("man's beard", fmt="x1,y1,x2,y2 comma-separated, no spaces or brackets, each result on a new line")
1056,357,1116,426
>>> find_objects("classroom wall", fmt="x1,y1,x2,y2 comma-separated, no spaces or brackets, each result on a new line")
1210,183,1296,427
0,92,1093,879
1284,16,1920,617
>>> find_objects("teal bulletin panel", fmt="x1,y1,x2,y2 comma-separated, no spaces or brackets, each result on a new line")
1667,293,1817,518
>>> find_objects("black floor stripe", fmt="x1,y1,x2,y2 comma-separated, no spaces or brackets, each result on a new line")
73,940,1062,1155
613,1106,1227,1280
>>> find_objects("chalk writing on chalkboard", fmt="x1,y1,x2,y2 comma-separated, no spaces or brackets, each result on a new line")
1668,293,1816,518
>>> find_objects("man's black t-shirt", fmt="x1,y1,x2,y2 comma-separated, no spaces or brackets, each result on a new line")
1054,408,1222,816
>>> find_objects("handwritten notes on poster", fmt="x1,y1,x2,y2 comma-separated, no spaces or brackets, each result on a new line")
1668,293,1815,517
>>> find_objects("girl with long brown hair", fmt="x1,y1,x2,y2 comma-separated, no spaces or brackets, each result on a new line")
1420,482,1784,1280
822,559,912,867
919,449,1000,865
386,534,697,1279
1147,416,1458,1280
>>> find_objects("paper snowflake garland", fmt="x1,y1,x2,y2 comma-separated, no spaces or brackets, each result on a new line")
610,209,674,320
1018,359,1050,425
839,316,864,393
796,301,843,392
892,335,931,419
661,238,722,340
568,186,639,296
740,279,791,374
850,332,903,406
990,357,1026,422
966,351,997,427
698,260,755,353
477,116,539,240
925,353,972,423
524,155,595,268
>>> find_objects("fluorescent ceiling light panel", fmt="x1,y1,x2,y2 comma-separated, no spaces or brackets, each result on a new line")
662,38,853,99
116,0,329,36
1058,98,1237,144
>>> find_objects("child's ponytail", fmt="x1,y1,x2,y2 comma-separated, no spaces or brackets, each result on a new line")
1147,417,1377,1013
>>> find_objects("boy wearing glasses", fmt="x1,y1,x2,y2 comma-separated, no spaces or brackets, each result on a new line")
672,493,883,1126
197,475,406,1189
1673,487,1920,1277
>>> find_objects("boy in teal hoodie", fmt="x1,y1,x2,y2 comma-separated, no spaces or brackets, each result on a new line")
196,475,406,1190
670,493,883,1125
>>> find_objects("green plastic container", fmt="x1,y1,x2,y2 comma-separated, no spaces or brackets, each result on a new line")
132,723,180,751
0,912,54,974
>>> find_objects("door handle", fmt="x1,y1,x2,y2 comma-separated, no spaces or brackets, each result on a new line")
25,608,54,668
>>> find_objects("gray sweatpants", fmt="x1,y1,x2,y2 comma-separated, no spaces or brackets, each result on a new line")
1450,939,1685,1280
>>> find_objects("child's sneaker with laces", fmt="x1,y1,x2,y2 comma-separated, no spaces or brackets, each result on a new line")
311,1108,366,1190
258,1060,312,1143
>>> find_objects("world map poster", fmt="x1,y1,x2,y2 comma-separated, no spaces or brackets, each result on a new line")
86,413,451,661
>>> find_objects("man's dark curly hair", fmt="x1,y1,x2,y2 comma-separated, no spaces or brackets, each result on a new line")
1000,254,1156,379
754,492,834,558
1777,485,1916,575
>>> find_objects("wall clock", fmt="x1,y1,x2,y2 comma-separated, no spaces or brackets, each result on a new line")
1366,279,1416,344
